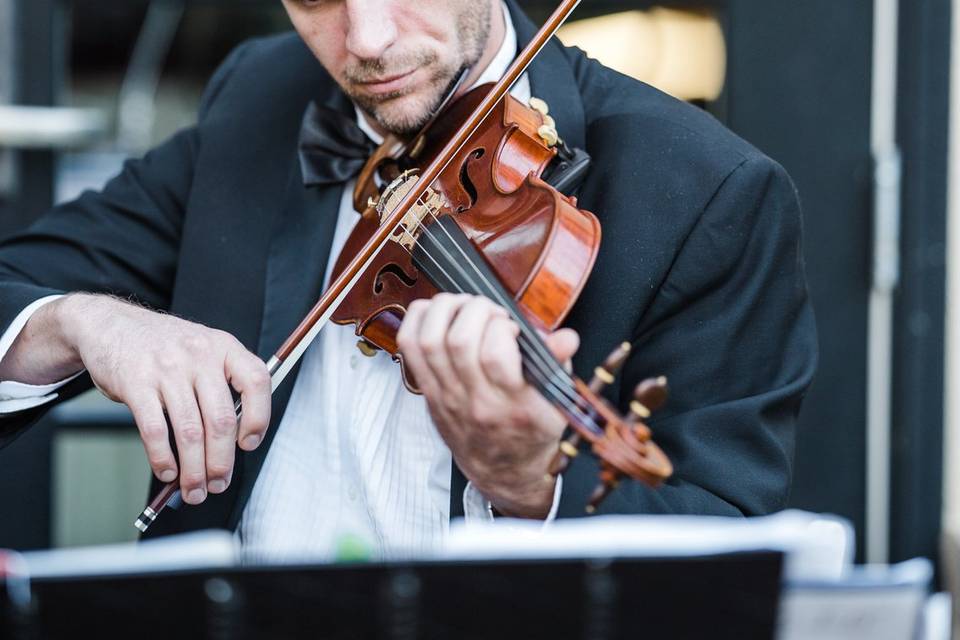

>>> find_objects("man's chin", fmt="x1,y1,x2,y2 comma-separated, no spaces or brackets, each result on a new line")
355,91,441,138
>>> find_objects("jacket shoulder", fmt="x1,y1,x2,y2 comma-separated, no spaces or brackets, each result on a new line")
198,32,338,127
562,46,773,180
234,31,319,75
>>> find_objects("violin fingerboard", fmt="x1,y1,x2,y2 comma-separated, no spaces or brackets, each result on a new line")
411,217,568,399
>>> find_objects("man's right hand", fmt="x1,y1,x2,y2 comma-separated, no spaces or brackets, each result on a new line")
0,293,271,504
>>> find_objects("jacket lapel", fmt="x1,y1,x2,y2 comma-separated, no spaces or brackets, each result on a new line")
255,175,343,366
227,168,343,529
227,91,356,529
256,90,354,365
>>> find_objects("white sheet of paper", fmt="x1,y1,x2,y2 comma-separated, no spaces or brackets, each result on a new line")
777,558,933,640
19,529,239,579
444,509,853,581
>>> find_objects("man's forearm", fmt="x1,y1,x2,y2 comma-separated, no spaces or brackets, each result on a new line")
0,294,85,386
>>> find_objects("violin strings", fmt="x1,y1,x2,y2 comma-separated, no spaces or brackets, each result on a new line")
391,217,585,405
394,219,573,395
391,208,605,435
410,218,572,388
393,199,571,383
395,223,603,435
401,192,585,392
410,195,581,385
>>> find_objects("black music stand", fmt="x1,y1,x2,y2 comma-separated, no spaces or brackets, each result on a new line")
4,550,783,640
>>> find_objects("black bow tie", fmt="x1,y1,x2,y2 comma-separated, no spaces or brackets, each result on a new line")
297,101,378,187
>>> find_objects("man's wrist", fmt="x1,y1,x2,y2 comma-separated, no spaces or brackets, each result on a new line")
0,294,87,385
468,442,562,520
46,294,88,370
463,475,564,524
485,474,557,520
52,293,99,361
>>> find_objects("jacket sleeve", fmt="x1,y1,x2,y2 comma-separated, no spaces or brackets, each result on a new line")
558,156,818,517
0,42,252,448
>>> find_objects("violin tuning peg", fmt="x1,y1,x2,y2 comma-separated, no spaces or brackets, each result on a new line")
537,125,559,148
585,471,620,514
631,376,669,417
589,342,632,393
528,97,550,116
602,341,633,374
547,433,582,479
528,97,560,148
589,367,613,393
629,400,651,421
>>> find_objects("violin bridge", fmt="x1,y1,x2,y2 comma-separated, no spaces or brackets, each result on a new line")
376,170,447,251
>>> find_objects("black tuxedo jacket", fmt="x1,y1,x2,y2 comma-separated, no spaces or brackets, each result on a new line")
0,3,816,537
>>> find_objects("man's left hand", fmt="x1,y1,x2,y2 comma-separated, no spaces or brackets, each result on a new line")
396,293,580,519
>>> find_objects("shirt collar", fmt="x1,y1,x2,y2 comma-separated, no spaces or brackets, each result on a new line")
356,1,518,145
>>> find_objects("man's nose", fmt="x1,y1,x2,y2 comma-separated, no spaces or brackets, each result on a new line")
344,0,398,61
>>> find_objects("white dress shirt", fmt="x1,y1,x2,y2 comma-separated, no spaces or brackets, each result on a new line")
0,2,561,560
0,295,81,413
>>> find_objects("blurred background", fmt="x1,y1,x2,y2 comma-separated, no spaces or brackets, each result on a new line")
0,0,954,589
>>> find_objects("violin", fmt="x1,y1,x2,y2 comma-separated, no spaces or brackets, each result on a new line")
135,0,672,534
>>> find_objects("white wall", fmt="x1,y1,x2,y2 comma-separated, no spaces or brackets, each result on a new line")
942,9,960,633
944,0,960,538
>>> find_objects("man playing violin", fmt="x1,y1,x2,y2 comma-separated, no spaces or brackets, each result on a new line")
0,0,816,558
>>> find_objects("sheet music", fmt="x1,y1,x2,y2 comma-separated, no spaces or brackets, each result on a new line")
19,529,239,579
777,559,933,640
444,509,853,581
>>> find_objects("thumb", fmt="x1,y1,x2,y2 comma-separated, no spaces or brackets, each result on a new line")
544,328,580,367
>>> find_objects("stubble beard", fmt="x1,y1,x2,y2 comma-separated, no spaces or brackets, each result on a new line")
343,3,492,137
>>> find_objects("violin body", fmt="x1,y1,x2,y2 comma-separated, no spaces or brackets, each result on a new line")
330,84,601,389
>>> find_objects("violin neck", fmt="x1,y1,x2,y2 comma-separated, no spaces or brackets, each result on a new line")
412,218,607,438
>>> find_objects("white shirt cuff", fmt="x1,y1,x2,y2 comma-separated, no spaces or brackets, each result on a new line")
0,295,83,414
462,475,563,527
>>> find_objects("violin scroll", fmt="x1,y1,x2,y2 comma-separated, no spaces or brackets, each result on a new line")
547,341,673,513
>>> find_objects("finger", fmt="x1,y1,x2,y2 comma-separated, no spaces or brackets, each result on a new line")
128,391,178,483
396,297,439,396
195,374,238,494
161,383,208,505
226,348,271,452
478,315,524,391
445,296,506,391
417,294,474,395
544,328,580,366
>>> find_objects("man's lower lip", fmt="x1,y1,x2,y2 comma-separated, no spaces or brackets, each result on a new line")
358,69,418,94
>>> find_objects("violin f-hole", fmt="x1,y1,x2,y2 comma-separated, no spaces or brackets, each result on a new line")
373,262,420,295
457,148,485,211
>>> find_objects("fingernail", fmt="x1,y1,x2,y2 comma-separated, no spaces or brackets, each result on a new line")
208,479,227,494
159,469,177,483
243,435,261,449
187,488,207,504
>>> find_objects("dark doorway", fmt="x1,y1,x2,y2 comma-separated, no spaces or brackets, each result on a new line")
719,1,875,559
692,0,948,563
